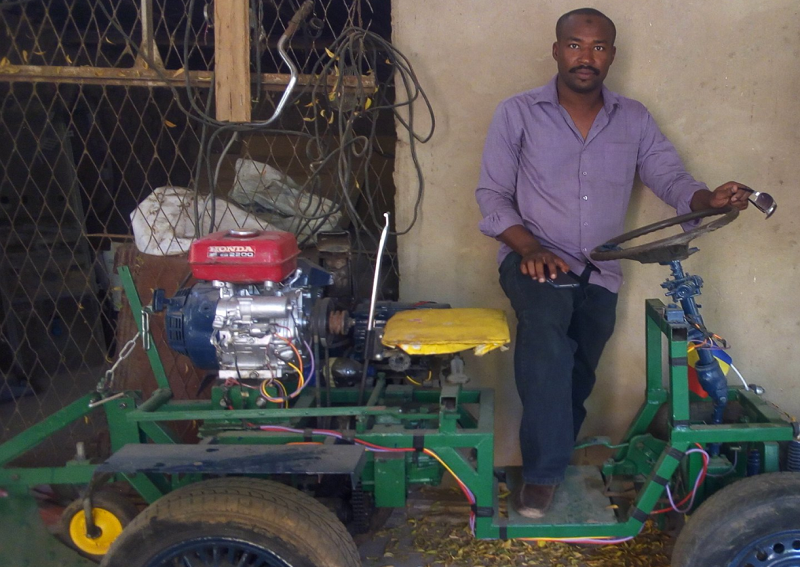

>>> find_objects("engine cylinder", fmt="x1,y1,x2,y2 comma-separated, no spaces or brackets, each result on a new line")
215,296,290,325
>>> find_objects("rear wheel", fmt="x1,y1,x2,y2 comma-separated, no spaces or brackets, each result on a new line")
100,477,360,567
671,472,800,567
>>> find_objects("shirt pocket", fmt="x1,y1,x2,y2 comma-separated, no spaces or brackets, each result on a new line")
602,142,638,185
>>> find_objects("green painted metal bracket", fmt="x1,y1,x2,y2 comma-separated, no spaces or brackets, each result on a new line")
764,442,780,473
118,265,170,390
374,453,407,507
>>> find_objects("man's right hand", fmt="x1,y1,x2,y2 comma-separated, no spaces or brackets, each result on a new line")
497,225,571,282
519,249,571,283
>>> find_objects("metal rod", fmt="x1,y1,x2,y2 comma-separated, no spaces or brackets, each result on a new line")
358,213,390,404
253,0,314,126
368,213,391,333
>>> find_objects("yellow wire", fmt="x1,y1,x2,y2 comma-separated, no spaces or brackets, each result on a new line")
259,380,286,404
406,370,432,386
286,362,305,398
274,380,290,408
422,449,468,493
274,333,303,374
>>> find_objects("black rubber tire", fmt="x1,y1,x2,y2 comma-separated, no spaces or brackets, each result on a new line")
671,472,800,567
58,489,140,562
100,477,361,567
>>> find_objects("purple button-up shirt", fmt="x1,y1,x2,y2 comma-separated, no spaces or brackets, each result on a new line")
476,76,706,293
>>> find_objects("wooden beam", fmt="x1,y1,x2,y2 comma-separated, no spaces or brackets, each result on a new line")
0,65,375,91
214,0,251,122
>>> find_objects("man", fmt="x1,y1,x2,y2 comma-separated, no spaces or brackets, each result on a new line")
475,7,749,519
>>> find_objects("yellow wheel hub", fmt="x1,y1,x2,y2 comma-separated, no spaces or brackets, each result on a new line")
68,507,125,556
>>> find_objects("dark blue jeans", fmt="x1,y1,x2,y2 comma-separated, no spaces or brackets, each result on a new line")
499,252,618,485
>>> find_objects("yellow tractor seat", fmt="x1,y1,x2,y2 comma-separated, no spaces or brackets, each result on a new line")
381,308,511,356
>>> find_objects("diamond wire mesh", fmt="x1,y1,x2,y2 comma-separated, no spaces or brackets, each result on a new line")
0,0,410,466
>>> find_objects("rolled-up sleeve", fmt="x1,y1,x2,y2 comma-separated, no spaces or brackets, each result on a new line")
637,110,707,216
475,102,525,238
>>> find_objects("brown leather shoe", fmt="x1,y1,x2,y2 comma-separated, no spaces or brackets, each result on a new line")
512,483,557,519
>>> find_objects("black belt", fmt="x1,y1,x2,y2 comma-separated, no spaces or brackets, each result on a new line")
576,262,599,285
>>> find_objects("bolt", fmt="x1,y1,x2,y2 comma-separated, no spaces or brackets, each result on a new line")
118,403,127,409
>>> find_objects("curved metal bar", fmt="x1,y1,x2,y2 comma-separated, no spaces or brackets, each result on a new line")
253,0,314,127
591,206,738,264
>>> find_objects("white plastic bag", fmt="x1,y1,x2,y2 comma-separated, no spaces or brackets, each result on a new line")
229,158,341,236
130,186,277,256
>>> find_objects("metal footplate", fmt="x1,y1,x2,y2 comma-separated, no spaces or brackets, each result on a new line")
97,443,368,487
505,465,617,525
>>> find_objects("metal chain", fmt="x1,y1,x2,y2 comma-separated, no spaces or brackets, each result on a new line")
96,331,141,394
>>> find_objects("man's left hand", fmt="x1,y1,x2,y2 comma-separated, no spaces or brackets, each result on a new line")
691,181,750,211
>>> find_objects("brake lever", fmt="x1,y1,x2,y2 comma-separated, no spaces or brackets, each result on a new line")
741,186,777,219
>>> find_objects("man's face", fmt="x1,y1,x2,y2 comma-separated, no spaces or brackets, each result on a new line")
552,15,616,95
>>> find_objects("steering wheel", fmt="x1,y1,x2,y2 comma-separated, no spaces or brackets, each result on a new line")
590,206,739,264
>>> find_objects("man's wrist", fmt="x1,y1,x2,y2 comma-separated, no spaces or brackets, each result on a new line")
690,189,713,211
517,242,544,257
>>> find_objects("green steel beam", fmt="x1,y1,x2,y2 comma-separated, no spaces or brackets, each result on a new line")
671,423,794,444
122,472,166,504
118,265,170,390
0,464,97,485
138,388,173,412
0,393,96,467
139,421,180,444
737,388,794,424
103,395,145,452
645,300,667,395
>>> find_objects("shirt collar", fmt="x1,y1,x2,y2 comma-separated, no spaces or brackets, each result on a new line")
536,74,621,115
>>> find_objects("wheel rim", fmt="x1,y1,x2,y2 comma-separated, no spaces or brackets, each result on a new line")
730,530,800,567
68,507,125,556
146,537,294,567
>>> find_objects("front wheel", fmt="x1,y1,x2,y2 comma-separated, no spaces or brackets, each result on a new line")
671,472,800,567
100,477,361,567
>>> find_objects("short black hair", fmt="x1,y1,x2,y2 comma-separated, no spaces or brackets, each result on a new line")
556,8,616,45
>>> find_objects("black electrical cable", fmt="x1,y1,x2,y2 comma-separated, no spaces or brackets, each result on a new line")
97,1,434,285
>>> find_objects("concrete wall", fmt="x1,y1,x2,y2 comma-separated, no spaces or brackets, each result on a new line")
392,0,800,465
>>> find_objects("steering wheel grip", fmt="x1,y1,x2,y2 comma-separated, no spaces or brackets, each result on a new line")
590,206,739,264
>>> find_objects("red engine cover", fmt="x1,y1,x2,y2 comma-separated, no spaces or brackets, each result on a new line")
189,229,300,283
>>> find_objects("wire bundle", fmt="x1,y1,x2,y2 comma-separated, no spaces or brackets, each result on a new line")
97,0,433,299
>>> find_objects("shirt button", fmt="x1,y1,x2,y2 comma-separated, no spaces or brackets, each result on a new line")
582,247,588,252
582,171,587,176
582,195,588,201
583,222,588,226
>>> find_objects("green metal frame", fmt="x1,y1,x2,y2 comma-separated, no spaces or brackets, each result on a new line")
1,273,797,559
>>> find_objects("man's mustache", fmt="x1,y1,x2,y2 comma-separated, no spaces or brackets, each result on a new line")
569,65,600,75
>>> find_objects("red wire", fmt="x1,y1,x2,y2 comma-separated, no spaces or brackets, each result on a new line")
652,447,709,514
